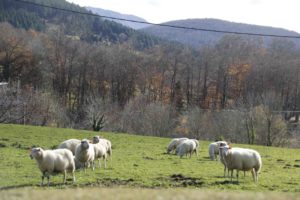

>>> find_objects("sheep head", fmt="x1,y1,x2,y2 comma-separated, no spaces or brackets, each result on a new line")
92,136,101,144
30,147,43,159
80,139,90,150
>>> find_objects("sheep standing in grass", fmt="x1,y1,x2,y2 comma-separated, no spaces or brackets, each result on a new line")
208,141,228,161
219,145,262,182
57,139,81,155
30,147,75,186
176,139,198,158
75,139,95,171
166,138,188,154
92,136,112,160
218,145,246,178
93,142,108,168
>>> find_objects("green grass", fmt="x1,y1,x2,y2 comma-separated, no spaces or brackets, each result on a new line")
0,124,299,194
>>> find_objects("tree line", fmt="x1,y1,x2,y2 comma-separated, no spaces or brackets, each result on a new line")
0,22,299,147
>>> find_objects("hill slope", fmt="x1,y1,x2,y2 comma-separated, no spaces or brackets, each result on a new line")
0,0,159,48
0,124,299,192
86,6,150,29
141,18,300,47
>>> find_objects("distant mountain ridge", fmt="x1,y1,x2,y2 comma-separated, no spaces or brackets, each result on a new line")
86,7,150,30
141,18,300,47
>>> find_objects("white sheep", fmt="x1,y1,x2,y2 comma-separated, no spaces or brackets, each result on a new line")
176,139,198,158
219,145,262,182
93,142,108,168
29,147,75,186
218,145,246,178
75,139,95,171
208,141,228,161
166,138,188,154
57,139,81,155
92,135,112,160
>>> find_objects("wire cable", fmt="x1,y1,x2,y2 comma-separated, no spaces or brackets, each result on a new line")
11,0,300,39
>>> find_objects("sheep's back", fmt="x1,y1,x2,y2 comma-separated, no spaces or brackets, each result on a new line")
227,148,260,171
93,143,106,158
57,139,81,155
38,149,74,173
178,140,195,156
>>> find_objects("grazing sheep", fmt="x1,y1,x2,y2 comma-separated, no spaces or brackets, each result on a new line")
166,138,188,154
92,136,112,160
219,145,262,182
176,139,198,158
208,141,228,161
57,139,81,155
93,142,108,168
30,147,75,186
75,139,95,171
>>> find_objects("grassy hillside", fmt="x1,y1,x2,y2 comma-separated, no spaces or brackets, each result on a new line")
0,124,299,194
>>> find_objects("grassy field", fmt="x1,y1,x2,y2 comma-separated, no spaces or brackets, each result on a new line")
0,124,299,198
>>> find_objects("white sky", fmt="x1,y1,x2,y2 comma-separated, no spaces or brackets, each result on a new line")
66,0,300,33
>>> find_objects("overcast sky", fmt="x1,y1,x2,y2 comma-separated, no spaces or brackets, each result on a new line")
66,0,300,33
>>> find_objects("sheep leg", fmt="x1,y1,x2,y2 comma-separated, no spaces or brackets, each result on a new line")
230,170,233,182
223,166,226,178
91,161,95,171
256,172,258,182
98,159,101,168
236,170,239,183
41,173,45,186
63,170,66,184
104,157,107,169
251,168,257,182
47,175,50,186
72,170,76,183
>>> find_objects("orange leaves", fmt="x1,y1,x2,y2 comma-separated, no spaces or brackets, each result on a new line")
228,63,251,77
228,63,252,98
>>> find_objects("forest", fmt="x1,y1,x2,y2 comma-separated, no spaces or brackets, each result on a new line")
0,0,300,148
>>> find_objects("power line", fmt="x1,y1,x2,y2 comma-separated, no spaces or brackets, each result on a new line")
12,0,300,39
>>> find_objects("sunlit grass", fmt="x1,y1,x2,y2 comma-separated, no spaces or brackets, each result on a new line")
0,124,299,194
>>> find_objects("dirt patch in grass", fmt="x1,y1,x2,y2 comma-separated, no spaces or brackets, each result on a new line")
0,142,7,148
95,178,135,187
169,174,204,187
